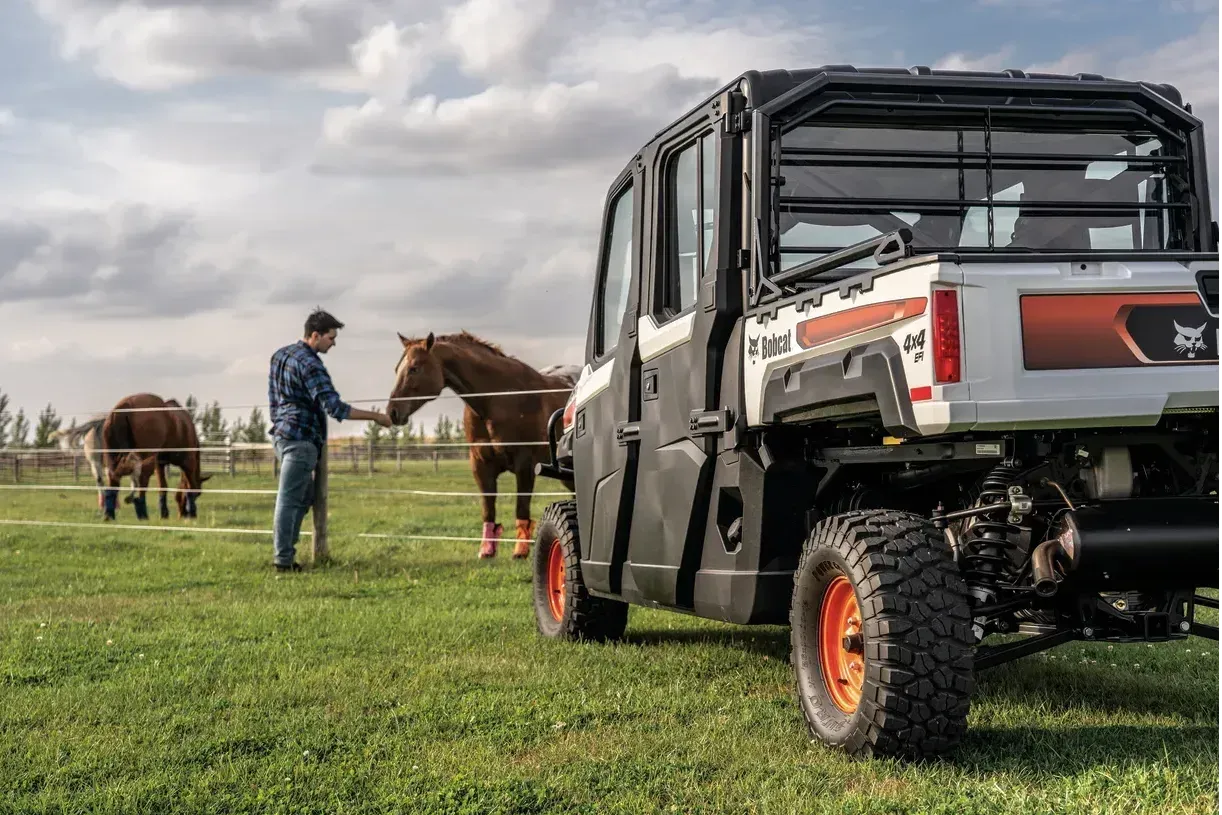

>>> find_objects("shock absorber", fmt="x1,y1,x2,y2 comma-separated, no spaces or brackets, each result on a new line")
959,461,1025,605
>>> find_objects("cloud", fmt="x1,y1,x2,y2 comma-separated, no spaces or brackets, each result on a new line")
6,336,227,378
442,0,565,83
31,0,381,91
0,203,254,318
314,64,713,176
350,19,440,105
933,46,1018,72
1115,20,1217,109
313,2,835,177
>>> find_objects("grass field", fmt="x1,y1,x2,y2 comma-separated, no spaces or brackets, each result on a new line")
1,462,1218,814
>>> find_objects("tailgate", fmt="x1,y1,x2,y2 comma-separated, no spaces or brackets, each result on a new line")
958,259,1219,430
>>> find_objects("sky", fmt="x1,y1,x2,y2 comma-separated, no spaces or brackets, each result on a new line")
0,0,1217,438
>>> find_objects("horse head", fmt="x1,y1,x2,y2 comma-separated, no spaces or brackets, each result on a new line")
175,471,212,519
388,332,446,425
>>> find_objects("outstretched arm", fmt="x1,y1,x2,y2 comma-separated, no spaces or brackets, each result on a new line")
303,360,391,427
346,406,392,426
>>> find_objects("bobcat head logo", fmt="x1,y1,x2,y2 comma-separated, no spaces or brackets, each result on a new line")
1173,320,1208,359
747,335,760,360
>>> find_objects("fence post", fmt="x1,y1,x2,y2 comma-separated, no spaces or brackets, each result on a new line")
312,443,329,564
367,439,374,475
433,450,439,473
14,456,20,483
228,444,236,477
74,453,80,481
396,445,402,473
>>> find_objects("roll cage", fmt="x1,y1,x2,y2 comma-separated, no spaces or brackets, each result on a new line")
724,67,1216,309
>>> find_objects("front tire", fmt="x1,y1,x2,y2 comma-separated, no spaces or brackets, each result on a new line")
790,509,975,760
532,500,629,641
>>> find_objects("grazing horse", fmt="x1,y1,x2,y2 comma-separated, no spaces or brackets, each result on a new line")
387,331,578,559
100,393,210,521
52,418,144,509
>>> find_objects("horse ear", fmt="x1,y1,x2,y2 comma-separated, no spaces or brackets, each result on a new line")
426,332,435,351
397,332,410,346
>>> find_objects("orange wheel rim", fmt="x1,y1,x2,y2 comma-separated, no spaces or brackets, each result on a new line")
546,538,566,621
819,574,864,714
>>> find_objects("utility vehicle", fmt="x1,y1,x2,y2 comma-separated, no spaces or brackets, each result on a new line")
531,65,1219,760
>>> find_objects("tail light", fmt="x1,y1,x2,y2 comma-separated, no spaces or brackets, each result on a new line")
562,396,576,432
932,289,961,384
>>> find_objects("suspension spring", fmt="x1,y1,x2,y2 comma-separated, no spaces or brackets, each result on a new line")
960,462,1024,602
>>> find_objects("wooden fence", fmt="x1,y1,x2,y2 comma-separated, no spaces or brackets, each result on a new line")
0,439,470,483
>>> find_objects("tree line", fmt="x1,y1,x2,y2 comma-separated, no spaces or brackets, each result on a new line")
0,389,461,449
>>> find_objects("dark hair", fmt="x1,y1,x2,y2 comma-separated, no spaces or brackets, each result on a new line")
304,307,344,338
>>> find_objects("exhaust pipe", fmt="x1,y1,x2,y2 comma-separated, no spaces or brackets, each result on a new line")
1045,497,1219,591
1030,539,1063,597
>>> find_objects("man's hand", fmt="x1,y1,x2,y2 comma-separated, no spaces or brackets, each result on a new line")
349,407,395,428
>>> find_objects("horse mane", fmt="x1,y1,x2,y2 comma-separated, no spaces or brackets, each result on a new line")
438,331,507,358
402,329,574,386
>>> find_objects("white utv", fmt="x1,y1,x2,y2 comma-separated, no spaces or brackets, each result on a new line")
531,65,1219,760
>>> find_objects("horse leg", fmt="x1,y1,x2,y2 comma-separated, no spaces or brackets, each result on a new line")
102,455,131,521
156,460,170,519
124,454,143,505
132,465,152,521
511,462,536,559
473,455,501,559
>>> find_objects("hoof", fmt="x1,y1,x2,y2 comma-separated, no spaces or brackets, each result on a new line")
513,519,534,559
479,522,503,559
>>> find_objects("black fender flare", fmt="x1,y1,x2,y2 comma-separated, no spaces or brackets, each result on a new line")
759,338,921,437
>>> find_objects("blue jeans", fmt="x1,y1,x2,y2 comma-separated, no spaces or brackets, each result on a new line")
272,438,318,566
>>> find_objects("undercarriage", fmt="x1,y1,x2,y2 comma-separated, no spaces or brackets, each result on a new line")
797,413,1220,668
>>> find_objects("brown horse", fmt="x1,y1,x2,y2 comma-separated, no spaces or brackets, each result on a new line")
387,331,578,559
101,393,211,521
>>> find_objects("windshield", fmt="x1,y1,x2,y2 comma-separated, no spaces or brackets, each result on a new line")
776,123,1189,270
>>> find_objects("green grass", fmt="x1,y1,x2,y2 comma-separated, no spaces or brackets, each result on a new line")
1,463,1218,814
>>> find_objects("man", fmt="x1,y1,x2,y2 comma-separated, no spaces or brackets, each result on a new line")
268,308,391,572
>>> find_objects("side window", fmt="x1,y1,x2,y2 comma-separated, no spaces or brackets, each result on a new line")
701,130,717,275
597,183,635,357
660,130,717,320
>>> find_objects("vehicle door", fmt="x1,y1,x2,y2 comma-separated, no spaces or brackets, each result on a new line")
623,115,735,609
572,165,643,595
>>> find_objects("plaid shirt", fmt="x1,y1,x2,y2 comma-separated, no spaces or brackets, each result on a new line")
268,340,352,448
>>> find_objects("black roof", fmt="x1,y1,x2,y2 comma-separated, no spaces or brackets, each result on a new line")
739,64,1185,109
649,64,1190,144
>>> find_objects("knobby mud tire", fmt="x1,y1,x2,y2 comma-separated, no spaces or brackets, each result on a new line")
790,509,976,761
532,500,629,642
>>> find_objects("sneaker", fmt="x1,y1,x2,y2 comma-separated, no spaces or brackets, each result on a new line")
274,562,303,573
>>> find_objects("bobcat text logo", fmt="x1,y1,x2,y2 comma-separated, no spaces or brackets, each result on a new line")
756,330,793,362
1173,320,1209,359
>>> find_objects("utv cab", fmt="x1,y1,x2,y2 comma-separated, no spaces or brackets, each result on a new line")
532,65,1219,760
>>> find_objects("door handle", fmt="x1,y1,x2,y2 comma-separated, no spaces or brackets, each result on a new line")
616,422,641,446
642,370,659,401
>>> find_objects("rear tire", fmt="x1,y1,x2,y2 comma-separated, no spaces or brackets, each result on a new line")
790,509,975,760
532,500,629,641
